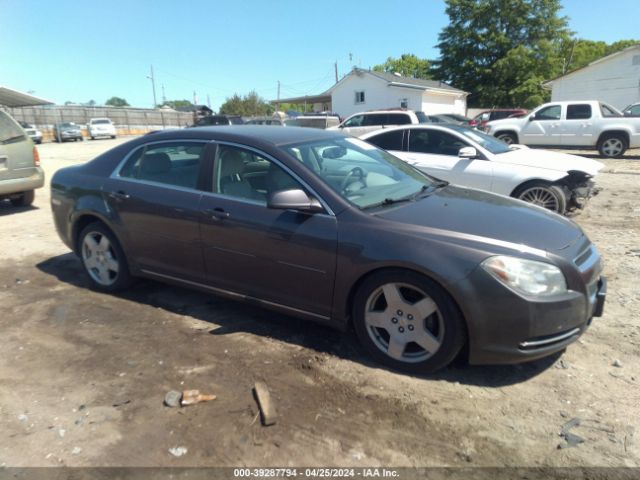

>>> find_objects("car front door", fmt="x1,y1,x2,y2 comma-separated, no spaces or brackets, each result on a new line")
562,103,593,147
519,104,562,145
102,140,211,282
402,128,493,190
198,143,338,318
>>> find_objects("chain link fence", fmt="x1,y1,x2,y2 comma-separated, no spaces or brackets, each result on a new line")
4,105,195,142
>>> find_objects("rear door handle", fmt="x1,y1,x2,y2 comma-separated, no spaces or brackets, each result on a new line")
108,190,130,200
203,208,230,221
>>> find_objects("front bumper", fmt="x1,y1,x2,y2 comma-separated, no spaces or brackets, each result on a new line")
455,267,606,365
568,179,601,210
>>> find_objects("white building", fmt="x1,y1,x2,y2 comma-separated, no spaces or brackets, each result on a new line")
544,44,640,110
272,68,467,118
330,68,467,118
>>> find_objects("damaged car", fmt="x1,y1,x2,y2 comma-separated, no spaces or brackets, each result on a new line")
361,124,602,214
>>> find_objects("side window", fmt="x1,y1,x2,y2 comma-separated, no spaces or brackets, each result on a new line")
343,115,364,127
362,114,387,126
492,111,510,120
535,105,561,121
567,104,592,120
214,145,303,204
409,130,467,156
630,105,640,116
119,142,205,189
366,130,404,151
387,113,412,125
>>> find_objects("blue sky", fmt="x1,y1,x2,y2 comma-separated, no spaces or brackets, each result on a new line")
2,0,638,110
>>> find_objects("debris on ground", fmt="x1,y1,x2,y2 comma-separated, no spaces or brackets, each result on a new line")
168,446,188,457
253,381,277,426
71,447,82,455
164,390,182,408
180,389,216,406
612,359,623,368
558,417,585,449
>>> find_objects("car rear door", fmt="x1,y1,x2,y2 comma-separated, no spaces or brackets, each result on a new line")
519,104,562,145
102,139,211,282
561,103,594,147
0,112,33,184
198,143,338,319
402,128,493,190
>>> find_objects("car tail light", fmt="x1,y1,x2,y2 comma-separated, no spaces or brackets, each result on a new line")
33,147,40,166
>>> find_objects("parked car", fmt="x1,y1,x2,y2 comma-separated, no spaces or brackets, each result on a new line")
361,124,603,214
18,121,43,144
0,110,45,206
245,117,285,126
51,126,606,373
286,115,340,129
192,115,245,126
427,114,472,125
469,109,529,130
623,103,640,117
328,109,429,136
88,118,116,140
486,101,640,158
53,122,83,142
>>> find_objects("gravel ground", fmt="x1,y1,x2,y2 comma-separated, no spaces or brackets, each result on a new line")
0,138,638,468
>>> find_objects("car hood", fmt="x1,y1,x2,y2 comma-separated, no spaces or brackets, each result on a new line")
375,185,582,252
494,148,603,175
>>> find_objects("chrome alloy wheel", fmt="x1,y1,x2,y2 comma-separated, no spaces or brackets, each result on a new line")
601,138,624,157
518,186,561,211
364,282,444,363
82,231,120,286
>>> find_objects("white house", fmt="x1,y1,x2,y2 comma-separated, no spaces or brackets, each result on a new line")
329,68,467,118
271,68,467,117
544,44,640,110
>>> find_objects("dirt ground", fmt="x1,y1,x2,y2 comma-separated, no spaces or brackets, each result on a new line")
0,138,639,468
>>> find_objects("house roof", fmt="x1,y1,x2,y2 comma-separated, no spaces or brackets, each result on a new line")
0,86,54,107
360,69,467,94
544,43,640,87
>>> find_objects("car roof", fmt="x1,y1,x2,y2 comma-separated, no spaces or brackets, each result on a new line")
360,123,479,138
147,125,347,147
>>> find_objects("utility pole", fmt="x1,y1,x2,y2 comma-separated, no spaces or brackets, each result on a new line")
147,65,157,108
334,61,339,83
276,80,280,112
207,94,211,109
161,84,166,105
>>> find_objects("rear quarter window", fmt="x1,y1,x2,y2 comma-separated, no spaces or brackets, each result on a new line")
0,111,25,143
387,113,412,125
366,130,404,151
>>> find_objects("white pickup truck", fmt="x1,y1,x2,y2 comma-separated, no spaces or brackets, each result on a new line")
486,101,640,158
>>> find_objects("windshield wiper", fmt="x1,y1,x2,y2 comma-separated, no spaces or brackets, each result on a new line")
364,181,449,210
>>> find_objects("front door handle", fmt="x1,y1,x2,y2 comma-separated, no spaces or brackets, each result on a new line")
108,190,130,200
203,208,230,221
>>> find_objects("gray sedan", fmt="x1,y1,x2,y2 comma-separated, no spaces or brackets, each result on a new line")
50,126,606,372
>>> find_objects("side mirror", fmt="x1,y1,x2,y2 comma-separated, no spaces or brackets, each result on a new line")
267,189,324,213
528,115,536,122
458,146,478,159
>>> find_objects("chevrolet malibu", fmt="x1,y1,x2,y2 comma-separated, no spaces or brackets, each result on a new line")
50,127,606,373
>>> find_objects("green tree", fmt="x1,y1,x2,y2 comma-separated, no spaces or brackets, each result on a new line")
84,100,96,106
105,96,129,107
161,99,195,109
433,0,570,108
219,91,273,116
373,54,432,79
560,38,639,73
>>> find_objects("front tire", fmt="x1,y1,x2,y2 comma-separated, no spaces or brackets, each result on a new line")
598,134,627,158
496,132,517,145
352,270,466,373
10,190,35,207
79,222,132,292
513,181,567,214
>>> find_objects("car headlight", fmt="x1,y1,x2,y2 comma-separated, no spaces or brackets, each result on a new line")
481,256,567,297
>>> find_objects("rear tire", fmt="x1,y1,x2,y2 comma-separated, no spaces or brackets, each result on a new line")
598,134,627,158
10,190,35,207
352,269,466,373
496,132,517,145
513,181,567,214
78,222,133,292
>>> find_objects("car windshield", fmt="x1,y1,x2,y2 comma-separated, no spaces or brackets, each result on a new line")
415,111,429,123
455,127,511,154
60,123,75,128
92,119,111,124
283,137,438,210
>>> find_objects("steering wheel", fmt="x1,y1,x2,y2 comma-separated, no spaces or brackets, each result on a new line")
341,167,367,194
